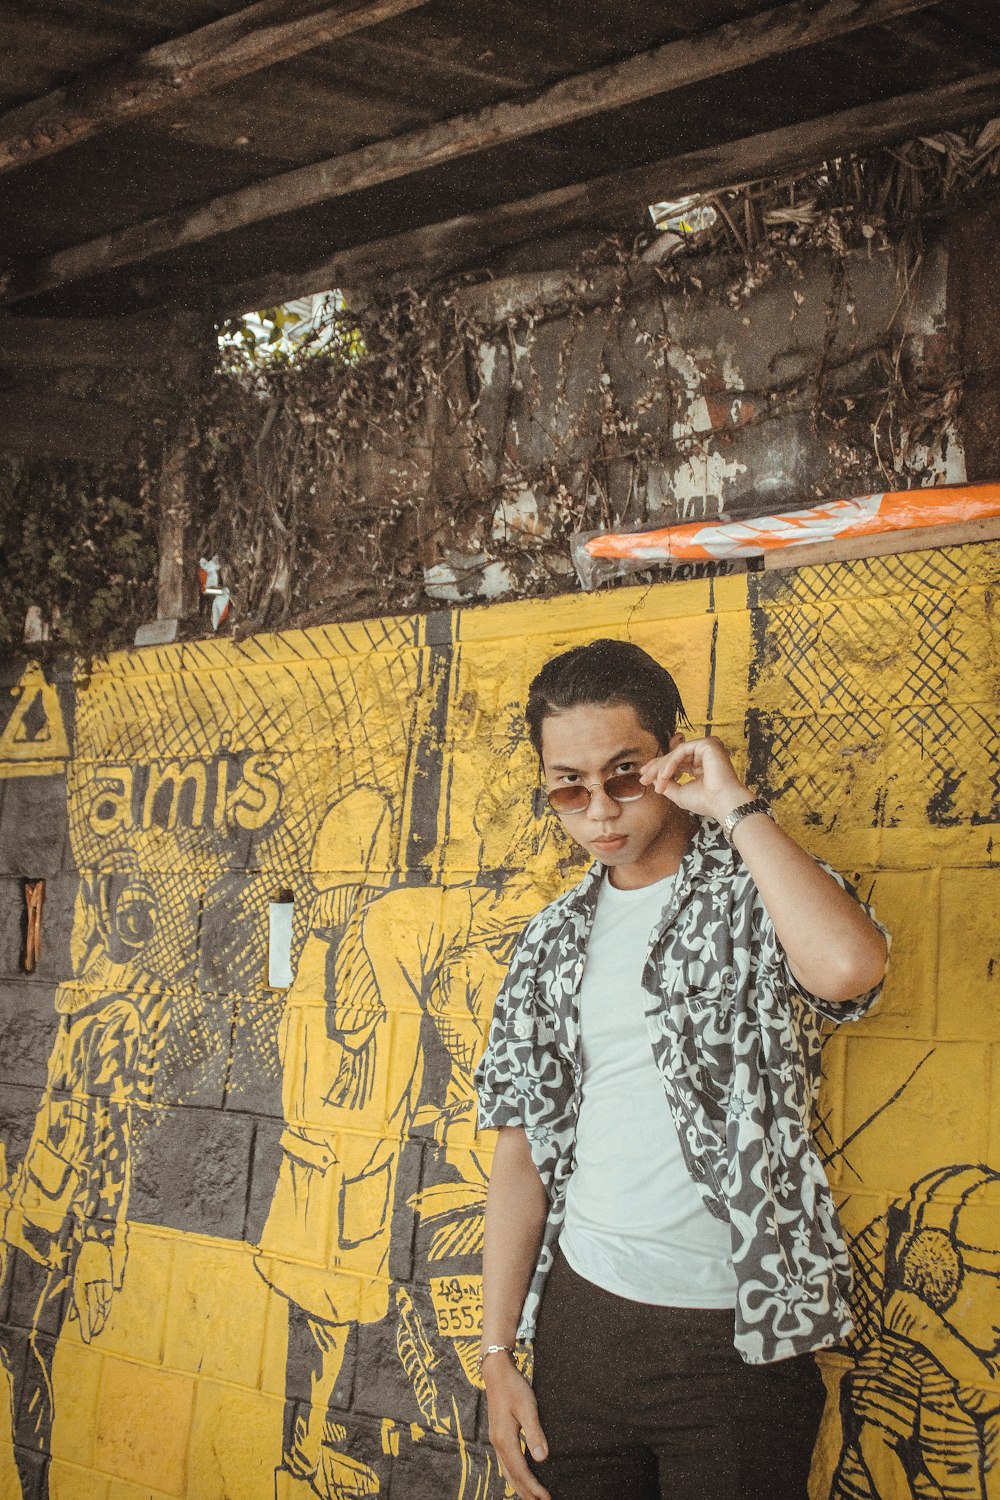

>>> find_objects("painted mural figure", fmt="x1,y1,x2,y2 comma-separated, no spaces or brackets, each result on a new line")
0,871,163,1500
255,789,400,1500
832,1166,1000,1500
475,639,891,1500
257,726,557,1500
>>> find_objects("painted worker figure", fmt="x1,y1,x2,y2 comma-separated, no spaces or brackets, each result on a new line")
259,738,559,1499
474,639,890,1500
0,871,162,1500
832,1165,1000,1500
255,790,401,1500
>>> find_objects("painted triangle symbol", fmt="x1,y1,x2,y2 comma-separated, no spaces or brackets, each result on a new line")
0,663,70,775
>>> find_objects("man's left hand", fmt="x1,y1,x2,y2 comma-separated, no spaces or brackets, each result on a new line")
639,737,750,824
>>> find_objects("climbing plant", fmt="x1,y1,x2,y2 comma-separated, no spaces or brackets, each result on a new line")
3,120,997,652
0,457,157,654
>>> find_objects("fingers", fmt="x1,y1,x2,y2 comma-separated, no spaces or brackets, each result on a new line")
640,736,739,792
639,737,747,821
93,1286,112,1337
517,1397,549,1467
640,740,703,789
79,1279,113,1342
489,1397,551,1500
497,1443,551,1500
73,1288,88,1337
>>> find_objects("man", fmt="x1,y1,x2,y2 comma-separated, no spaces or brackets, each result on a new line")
474,639,889,1500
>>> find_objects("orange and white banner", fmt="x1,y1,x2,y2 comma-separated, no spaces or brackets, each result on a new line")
574,483,1000,576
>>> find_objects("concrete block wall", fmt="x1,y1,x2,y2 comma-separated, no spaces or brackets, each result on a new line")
0,546,997,1500
302,237,967,611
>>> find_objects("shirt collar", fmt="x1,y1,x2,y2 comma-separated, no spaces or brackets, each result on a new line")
563,815,735,920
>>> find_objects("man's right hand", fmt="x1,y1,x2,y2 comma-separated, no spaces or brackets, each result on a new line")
484,1355,551,1500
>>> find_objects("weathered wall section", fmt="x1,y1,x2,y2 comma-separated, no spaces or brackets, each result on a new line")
0,543,997,1500
295,237,965,616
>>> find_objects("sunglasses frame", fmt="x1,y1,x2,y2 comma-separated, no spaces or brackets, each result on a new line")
545,770,648,815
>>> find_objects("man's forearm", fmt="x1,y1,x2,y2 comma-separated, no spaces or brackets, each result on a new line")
482,1126,548,1352
640,736,888,1004
727,808,887,1002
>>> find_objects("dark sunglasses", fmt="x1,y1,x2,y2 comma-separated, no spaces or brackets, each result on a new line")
546,770,648,815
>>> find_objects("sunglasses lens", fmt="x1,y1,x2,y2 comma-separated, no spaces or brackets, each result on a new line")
547,786,590,814
545,772,646,813
604,771,645,802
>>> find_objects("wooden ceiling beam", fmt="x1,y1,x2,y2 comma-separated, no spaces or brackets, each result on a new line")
0,309,176,367
0,0,430,176
0,0,934,304
884,11,1000,69
218,66,1000,314
0,393,136,461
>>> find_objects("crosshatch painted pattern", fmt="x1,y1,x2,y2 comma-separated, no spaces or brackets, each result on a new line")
0,543,997,1500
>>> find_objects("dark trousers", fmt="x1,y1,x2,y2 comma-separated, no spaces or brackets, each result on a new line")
530,1251,826,1500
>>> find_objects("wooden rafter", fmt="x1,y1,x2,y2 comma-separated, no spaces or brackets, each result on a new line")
0,0,430,176
219,66,1000,313
0,0,934,305
0,393,137,462
0,309,176,367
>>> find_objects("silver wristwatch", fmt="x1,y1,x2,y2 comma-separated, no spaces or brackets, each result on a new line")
721,797,773,844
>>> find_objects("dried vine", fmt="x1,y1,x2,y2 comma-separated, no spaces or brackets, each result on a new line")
192,129,980,633
4,121,998,652
0,456,157,654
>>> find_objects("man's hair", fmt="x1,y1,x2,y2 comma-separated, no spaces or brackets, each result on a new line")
525,638,688,756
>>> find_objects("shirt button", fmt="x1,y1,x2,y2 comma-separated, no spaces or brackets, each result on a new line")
513,1019,532,1039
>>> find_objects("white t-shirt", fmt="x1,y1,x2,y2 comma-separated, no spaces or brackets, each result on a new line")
559,870,737,1307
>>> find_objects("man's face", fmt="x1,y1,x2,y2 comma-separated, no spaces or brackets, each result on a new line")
539,702,686,888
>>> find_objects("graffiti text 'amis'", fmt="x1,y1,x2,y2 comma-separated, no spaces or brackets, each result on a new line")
85,754,282,835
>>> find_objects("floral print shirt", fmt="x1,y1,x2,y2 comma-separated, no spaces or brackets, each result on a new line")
475,817,887,1364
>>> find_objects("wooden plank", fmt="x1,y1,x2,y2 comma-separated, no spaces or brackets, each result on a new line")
760,513,1000,570
218,65,1000,313
0,309,175,368
883,11,1000,71
156,312,209,621
452,265,660,325
0,394,136,461
0,0,429,175
0,0,934,302
156,428,195,621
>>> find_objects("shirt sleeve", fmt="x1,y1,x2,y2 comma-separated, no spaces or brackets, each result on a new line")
474,924,536,1131
754,861,891,1025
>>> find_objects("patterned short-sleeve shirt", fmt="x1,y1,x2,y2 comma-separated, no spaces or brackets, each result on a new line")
475,817,888,1365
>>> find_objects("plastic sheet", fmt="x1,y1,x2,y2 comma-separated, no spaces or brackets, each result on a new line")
571,483,1000,589
198,554,232,630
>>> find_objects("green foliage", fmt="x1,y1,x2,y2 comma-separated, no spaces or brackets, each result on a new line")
192,288,429,632
0,458,158,654
217,295,366,370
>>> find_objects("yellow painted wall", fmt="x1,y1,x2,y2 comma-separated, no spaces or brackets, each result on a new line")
0,543,997,1500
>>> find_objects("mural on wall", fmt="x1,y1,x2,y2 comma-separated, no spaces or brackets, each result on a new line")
0,663,70,779
0,869,165,1499
831,1166,1000,1500
0,542,996,1500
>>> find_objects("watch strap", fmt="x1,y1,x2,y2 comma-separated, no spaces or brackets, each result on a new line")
721,797,772,844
